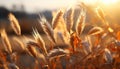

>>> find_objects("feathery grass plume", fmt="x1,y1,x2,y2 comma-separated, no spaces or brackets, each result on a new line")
48,48,70,61
53,10,70,44
65,7,74,33
8,13,21,35
0,29,12,54
52,10,64,29
76,9,86,36
104,48,113,63
70,32,81,52
13,37,25,50
27,41,46,62
32,28,48,55
88,26,104,35
39,15,56,44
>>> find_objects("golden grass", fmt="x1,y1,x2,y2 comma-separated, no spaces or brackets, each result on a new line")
0,2,120,69
8,13,21,35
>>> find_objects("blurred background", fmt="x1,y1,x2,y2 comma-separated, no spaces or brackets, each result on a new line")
0,0,120,34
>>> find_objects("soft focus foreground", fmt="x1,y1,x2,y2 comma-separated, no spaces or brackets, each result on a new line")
0,1,120,69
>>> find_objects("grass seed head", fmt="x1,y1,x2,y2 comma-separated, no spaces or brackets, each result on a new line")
52,10,64,29
8,13,21,35
0,29,12,54
76,9,86,36
65,7,74,33
32,28,48,55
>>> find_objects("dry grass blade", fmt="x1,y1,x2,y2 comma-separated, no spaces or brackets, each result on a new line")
96,7,109,27
37,53,46,63
65,7,74,33
0,29,12,54
52,10,64,29
13,37,25,50
76,9,86,36
8,13,21,35
27,40,39,48
96,7,105,20
39,16,56,44
32,28,48,55
27,44,38,58
27,41,46,62
88,26,104,35
104,48,113,63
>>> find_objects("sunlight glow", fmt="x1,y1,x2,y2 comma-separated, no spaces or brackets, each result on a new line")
101,0,118,5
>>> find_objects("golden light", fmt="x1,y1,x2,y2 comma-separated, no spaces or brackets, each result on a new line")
101,0,118,5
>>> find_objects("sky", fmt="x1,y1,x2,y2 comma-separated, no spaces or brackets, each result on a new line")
0,0,119,13
0,0,77,12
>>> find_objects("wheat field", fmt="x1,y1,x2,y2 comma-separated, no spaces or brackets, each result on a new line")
0,2,120,69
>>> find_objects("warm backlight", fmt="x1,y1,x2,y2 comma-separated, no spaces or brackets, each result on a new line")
101,0,118,5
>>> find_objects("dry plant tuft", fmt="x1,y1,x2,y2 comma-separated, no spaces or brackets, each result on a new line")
39,16,56,44
0,2,119,69
0,29,12,54
27,44,38,58
13,37,25,51
52,10,64,29
8,13,21,35
76,9,86,36
65,7,74,33
32,28,48,55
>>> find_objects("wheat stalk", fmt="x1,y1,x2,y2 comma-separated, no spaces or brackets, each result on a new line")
8,13,21,35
